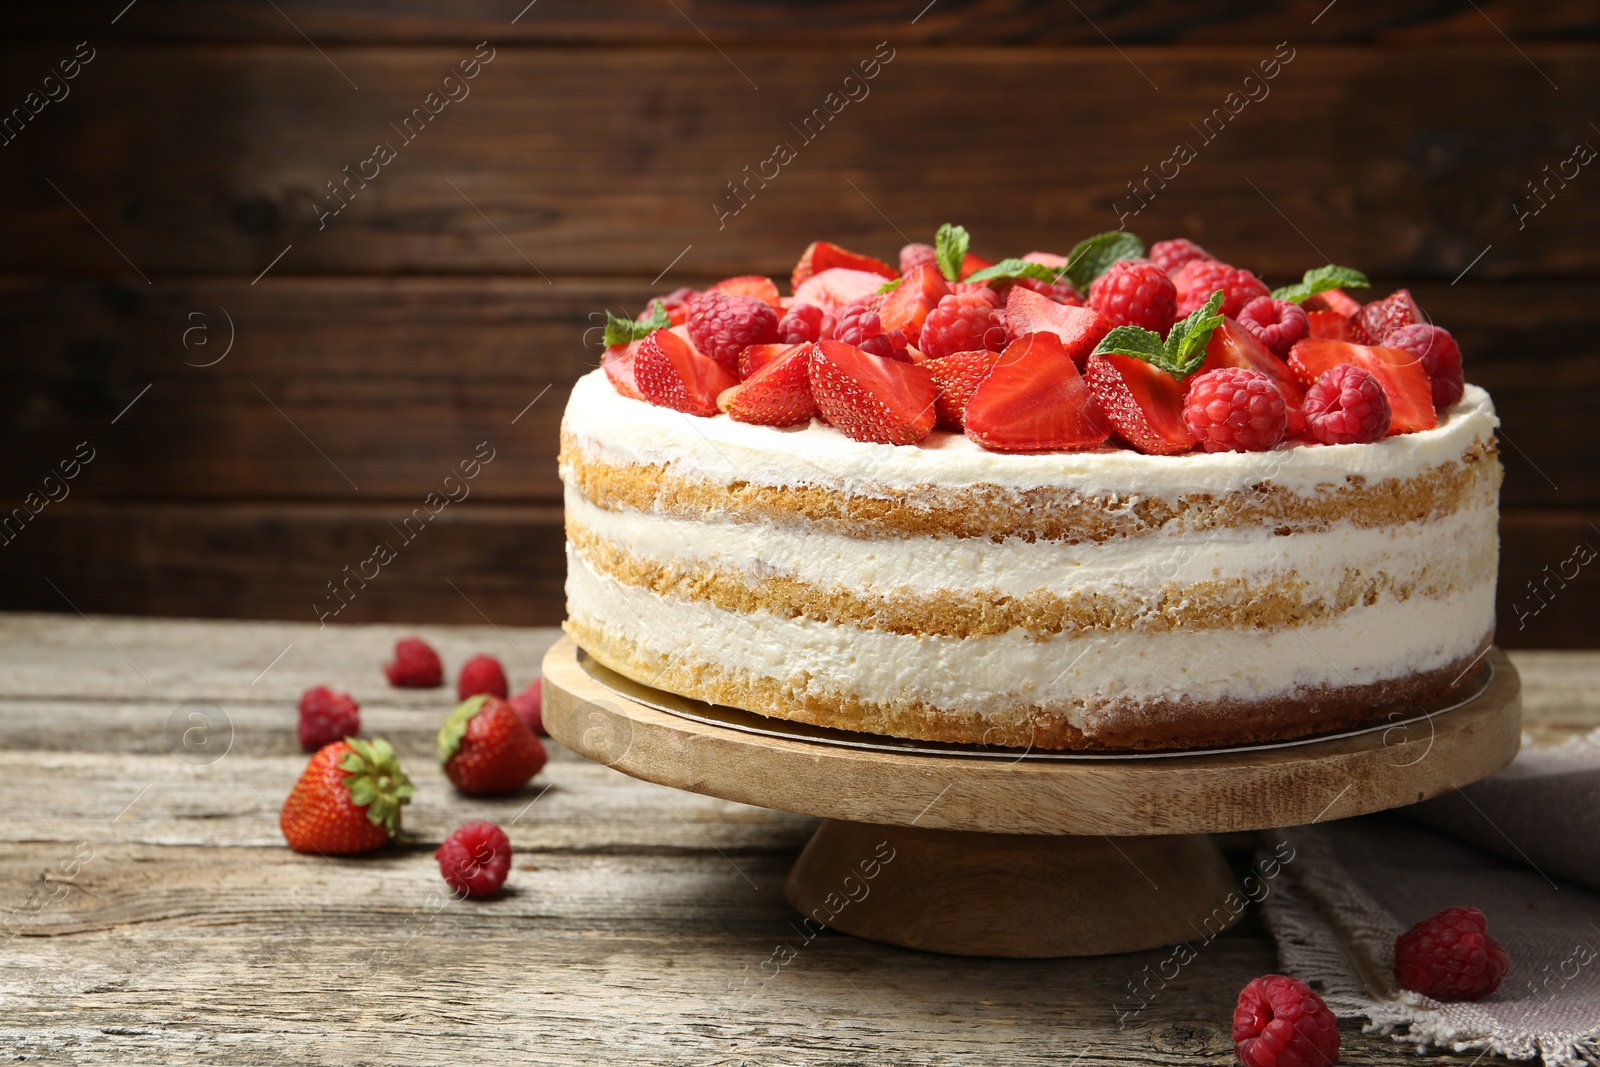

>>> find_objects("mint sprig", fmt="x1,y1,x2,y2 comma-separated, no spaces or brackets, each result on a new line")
602,300,670,347
1091,289,1225,380
877,277,903,294
934,223,970,284
961,258,1065,286
1271,264,1371,305
1063,231,1145,291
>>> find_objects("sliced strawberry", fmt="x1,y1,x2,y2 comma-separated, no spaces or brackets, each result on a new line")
1305,288,1363,318
737,342,799,379
1003,287,1113,365
634,327,739,416
793,267,893,314
1199,317,1306,407
718,344,817,426
807,339,935,445
960,251,995,278
964,334,1111,453
879,264,951,345
1349,289,1422,345
1022,251,1069,268
1306,309,1354,341
791,241,897,291
924,350,1000,430
602,341,644,400
708,274,782,308
1084,354,1194,456
1287,339,1437,434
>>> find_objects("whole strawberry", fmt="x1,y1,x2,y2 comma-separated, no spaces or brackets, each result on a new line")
1089,259,1177,334
280,738,414,855
437,821,513,899
457,654,508,701
297,685,360,751
384,637,443,688
438,695,547,795
1394,906,1509,1001
687,291,779,369
1233,974,1340,1067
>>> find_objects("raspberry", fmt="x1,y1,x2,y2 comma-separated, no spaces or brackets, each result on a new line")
436,821,512,899
687,291,779,369
919,292,1008,360
1010,275,1083,306
457,654,508,701
1151,238,1216,276
1233,975,1341,1067
833,302,910,362
1089,259,1178,333
778,302,831,344
384,637,442,688
948,283,1000,307
296,686,360,751
1381,324,1464,411
1394,906,1509,1001
1303,363,1391,445
1237,297,1310,358
509,678,546,736
899,242,939,275
1184,367,1288,452
1173,259,1271,317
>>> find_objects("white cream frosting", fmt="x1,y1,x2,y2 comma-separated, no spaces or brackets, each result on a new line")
566,548,1495,725
564,368,1497,501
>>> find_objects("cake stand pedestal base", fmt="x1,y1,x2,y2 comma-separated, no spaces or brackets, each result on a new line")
785,820,1239,957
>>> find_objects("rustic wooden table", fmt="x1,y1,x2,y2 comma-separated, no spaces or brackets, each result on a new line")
2,612,1594,1066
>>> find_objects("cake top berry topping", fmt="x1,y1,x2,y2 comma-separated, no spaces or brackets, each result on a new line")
593,224,1471,457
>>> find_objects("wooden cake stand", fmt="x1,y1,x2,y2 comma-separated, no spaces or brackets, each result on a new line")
541,636,1521,958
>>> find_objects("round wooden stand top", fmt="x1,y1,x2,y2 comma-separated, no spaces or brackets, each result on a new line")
541,636,1521,837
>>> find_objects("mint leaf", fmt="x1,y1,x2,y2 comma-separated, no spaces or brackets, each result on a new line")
1064,231,1144,291
877,277,903,294
935,223,970,284
1270,264,1371,305
1093,325,1167,363
961,258,1065,285
602,300,669,347
1161,289,1225,378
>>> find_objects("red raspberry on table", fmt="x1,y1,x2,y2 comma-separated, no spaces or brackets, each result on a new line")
1089,259,1178,333
297,686,360,752
686,291,780,369
778,302,831,345
1184,367,1288,453
833,302,910,362
509,678,546,736
1381,323,1464,411
1303,363,1391,445
919,292,1008,360
1237,297,1310,358
436,821,512,899
384,637,443,688
899,242,939,275
1151,238,1216,276
1173,259,1271,317
1233,974,1341,1067
457,654,508,701
1394,906,1509,1001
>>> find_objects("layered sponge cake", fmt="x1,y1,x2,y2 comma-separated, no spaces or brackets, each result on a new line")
561,228,1501,751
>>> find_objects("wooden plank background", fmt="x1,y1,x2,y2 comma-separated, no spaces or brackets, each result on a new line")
1,2,1596,644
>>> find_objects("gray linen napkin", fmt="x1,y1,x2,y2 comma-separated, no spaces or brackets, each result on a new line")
1259,733,1600,1066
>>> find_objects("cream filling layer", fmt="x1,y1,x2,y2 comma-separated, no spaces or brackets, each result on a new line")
565,547,1496,725
564,484,1497,604
564,369,1498,501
